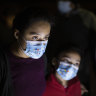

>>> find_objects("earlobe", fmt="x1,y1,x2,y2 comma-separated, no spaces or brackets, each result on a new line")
14,29,20,40
52,58,58,66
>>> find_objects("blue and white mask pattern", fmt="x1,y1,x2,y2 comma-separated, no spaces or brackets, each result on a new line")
56,62,79,80
24,40,48,59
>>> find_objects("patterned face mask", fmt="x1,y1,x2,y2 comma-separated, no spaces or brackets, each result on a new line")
23,40,48,59
56,61,79,80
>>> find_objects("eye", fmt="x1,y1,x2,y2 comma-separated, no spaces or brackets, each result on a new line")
32,36,39,41
74,63,79,67
44,37,49,40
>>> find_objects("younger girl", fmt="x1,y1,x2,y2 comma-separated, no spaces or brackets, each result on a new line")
43,45,82,96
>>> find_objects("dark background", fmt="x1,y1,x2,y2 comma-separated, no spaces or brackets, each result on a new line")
0,0,96,15
0,0,96,95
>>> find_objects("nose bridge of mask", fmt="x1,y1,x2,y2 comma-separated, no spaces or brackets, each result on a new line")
60,61,78,70
26,40,47,45
60,62,71,67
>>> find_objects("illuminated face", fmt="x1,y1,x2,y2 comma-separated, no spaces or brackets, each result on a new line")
58,51,81,67
17,21,51,49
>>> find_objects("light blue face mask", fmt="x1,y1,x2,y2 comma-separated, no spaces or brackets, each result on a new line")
23,40,48,59
58,1,72,14
56,61,79,80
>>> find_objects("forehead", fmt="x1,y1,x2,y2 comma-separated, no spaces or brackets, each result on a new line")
24,21,51,35
59,51,81,61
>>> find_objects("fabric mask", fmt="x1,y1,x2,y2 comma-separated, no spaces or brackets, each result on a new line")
58,1,72,14
23,40,48,59
56,61,79,80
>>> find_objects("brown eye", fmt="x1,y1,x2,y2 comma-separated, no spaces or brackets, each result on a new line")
32,36,39,41
44,37,49,40
75,63,79,67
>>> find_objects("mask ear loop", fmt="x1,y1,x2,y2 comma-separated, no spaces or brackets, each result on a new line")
59,61,71,67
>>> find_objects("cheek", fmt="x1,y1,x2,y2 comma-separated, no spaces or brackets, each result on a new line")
23,33,31,40
19,39,26,49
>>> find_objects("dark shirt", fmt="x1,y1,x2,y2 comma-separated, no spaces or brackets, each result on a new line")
0,48,13,96
7,51,46,96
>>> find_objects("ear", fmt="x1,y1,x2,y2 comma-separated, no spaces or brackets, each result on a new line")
52,57,58,66
14,29,20,40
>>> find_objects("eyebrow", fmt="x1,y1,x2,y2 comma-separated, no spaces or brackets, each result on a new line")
30,32,50,37
76,60,80,62
62,56,80,62
30,32,40,35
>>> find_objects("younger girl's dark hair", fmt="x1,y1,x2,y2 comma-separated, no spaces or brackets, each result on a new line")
46,43,83,79
12,7,55,35
54,44,83,59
